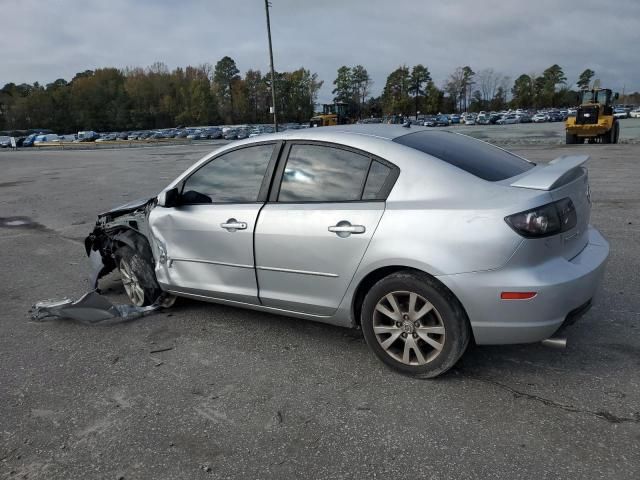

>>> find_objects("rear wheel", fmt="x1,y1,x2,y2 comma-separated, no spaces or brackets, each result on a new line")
565,132,577,144
361,271,471,378
115,245,162,306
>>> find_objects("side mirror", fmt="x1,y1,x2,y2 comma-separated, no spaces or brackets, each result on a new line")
614,92,619,100
157,187,180,208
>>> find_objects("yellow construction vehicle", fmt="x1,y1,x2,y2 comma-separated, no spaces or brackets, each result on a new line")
309,102,350,127
566,85,620,144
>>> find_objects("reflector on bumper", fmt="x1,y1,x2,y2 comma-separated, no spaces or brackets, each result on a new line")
500,292,537,300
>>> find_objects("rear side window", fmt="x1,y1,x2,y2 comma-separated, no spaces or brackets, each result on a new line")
363,161,392,200
278,144,370,202
393,131,534,181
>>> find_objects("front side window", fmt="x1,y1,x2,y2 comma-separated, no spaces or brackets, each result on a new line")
182,144,274,203
278,144,371,202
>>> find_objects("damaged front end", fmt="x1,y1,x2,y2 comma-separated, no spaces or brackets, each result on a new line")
84,197,158,290
31,196,174,323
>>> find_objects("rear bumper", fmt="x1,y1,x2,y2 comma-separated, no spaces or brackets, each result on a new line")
437,226,609,345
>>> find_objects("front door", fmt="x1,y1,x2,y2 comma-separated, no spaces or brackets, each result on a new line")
149,143,277,304
255,143,397,315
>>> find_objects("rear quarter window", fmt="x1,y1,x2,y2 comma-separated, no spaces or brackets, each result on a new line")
393,131,534,181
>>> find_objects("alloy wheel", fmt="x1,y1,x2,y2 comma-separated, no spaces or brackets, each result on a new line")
119,258,145,306
372,291,446,365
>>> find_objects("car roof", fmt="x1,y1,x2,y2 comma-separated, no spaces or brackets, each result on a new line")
215,124,502,166
274,123,421,141
164,124,545,210
205,125,519,180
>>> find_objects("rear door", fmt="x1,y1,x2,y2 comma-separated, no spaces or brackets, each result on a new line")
254,142,398,315
149,142,279,303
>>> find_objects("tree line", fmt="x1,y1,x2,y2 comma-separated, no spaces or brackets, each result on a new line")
371,64,637,117
0,56,322,133
1,57,637,133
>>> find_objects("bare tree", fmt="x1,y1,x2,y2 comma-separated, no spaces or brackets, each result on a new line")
445,67,465,112
477,69,499,104
476,69,510,108
352,65,373,106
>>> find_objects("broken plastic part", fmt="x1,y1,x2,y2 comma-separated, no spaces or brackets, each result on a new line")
88,248,106,289
30,291,166,323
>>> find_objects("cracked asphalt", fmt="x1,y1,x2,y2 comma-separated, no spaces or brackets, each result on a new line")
1,140,639,479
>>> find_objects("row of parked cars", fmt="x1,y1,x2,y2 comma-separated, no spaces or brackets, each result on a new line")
421,105,640,127
416,109,571,127
613,105,640,118
4,123,310,147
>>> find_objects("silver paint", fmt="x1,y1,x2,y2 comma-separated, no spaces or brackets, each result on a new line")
105,124,608,344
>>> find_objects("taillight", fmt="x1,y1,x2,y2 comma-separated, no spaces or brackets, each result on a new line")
505,198,576,238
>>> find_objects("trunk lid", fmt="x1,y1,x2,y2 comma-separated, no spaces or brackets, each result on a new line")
509,155,591,260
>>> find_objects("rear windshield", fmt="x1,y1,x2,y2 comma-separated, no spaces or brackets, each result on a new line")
393,130,535,181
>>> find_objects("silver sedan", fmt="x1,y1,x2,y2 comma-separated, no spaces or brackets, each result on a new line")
86,125,609,377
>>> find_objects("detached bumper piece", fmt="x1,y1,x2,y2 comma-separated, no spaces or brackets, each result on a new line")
31,291,166,323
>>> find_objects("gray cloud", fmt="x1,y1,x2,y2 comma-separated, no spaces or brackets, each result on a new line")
2,0,638,102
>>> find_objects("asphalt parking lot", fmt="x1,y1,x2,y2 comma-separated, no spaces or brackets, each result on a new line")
1,140,639,479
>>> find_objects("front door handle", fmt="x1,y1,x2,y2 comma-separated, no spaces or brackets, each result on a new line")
328,221,366,238
220,218,247,232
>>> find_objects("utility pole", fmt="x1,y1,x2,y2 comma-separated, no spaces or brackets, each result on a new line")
264,0,278,132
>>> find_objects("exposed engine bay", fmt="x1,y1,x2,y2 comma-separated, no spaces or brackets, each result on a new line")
84,197,161,299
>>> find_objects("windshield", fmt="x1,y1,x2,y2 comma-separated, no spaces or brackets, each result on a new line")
581,90,610,104
580,91,595,103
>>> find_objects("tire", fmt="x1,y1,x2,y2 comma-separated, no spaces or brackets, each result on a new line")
566,132,576,144
115,245,162,306
613,121,620,144
360,271,471,378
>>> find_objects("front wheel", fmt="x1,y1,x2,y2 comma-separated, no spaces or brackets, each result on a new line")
115,245,162,306
361,272,471,378
566,132,577,144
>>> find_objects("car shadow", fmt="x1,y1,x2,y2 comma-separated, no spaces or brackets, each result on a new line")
57,278,636,385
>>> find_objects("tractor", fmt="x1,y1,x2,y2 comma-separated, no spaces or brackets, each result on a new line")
566,85,620,144
309,102,350,127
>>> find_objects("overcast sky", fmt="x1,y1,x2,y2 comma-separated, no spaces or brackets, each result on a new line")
2,0,638,102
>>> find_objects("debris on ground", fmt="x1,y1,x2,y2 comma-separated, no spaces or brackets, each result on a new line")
30,291,169,323
149,346,173,354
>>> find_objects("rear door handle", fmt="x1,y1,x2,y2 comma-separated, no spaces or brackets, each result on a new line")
328,221,366,237
220,218,247,232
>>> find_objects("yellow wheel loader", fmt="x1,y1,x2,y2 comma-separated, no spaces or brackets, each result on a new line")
566,87,620,144
310,102,350,127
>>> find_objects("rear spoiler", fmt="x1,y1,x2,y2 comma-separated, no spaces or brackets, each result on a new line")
510,155,589,191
